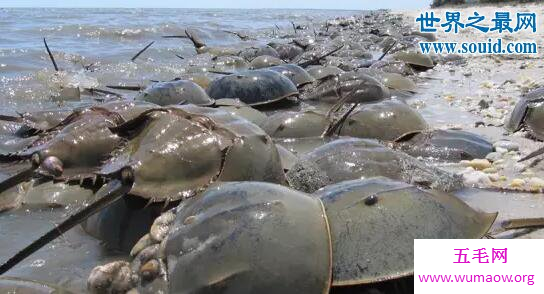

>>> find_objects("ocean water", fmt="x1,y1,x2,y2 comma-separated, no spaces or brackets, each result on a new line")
0,8,360,111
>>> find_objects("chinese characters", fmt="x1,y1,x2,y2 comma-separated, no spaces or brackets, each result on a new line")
454,248,508,264
416,11,537,34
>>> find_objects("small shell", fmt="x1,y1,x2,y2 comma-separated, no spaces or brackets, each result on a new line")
130,233,155,257
140,259,161,282
88,261,138,294
150,211,176,242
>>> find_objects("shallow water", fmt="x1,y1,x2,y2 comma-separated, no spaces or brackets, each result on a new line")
0,8,359,111
0,207,126,292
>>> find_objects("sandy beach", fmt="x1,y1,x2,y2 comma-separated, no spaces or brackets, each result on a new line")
399,3,544,238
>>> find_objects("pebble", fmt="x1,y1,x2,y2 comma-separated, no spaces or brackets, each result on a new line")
130,233,155,257
485,152,501,162
462,170,492,186
510,178,526,188
461,159,491,170
493,140,519,152
482,167,497,174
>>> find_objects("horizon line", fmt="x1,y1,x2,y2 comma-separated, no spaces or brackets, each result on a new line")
1,6,372,10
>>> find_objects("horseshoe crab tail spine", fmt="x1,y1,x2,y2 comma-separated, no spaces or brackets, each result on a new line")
298,45,344,68
106,85,143,91
131,41,155,62
184,29,206,50
0,165,35,195
488,218,544,237
378,40,397,61
43,38,59,72
518,146,544,162
0,168,134,275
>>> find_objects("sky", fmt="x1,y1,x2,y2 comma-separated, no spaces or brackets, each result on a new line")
2,0,432,10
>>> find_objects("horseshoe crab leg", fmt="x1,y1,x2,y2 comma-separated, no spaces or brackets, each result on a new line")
0,167,134,275
0,165,35,194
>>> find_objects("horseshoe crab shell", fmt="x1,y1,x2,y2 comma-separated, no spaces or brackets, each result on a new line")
315,177,496,286
215,98,268,127
17,108,75,135
393,51,434,70
286,138,463,193
262,110,329,138
306,65,344,80
303,72,390,104
395,129,493,161
100,105,285,202
269,43,304,60
249,55,285,69
212,55,250,72
134,80,214,106
267,64,316,87
17,109,125,179
165,181,332,293
94,100,158,122
358,69,417,92
239,45,280,60
338,100,428,141
505,88,544,140
206,69,299,106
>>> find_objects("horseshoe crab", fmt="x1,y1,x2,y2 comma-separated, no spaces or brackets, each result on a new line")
92,178,495,293
262,110,330,138
336,100,429,141
394,129,493,161
316,177,496,286
268,43,304,60
238,45,280,60
393,51,434,70
185,29,240,56
505,87,544,140
306,65,344,80
286,138,463,193
97,105,285,203
0,107,128,191
134,80,214,106
163,182,332,293
249,55,285,69
206,69,299,106
267,64,316,88
302,72,390,104
358,69,417,93
369,60,415,76
211,55,249,72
